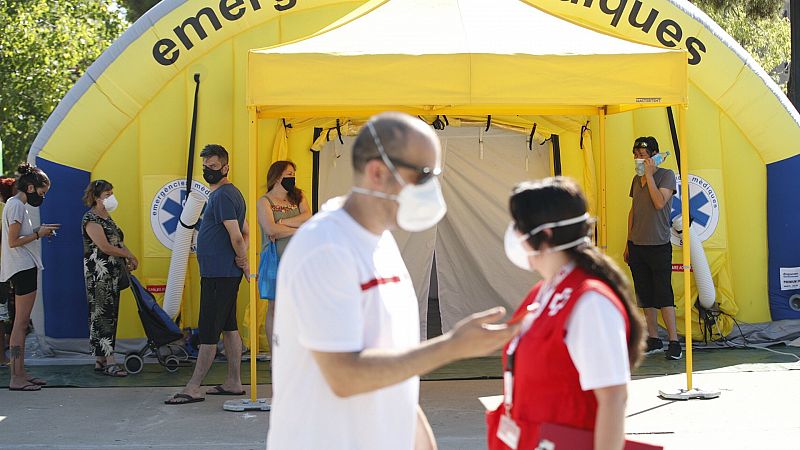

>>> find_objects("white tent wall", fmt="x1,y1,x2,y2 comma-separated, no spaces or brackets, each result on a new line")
318,126,552,334
317,137,437,339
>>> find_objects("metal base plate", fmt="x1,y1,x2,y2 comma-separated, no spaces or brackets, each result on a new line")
223,398,271,412
658,387,721,400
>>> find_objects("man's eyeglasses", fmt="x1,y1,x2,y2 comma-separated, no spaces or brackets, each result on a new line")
372,156,442,185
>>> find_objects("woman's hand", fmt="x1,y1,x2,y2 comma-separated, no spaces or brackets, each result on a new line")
35,224,60,238
127,255,139,271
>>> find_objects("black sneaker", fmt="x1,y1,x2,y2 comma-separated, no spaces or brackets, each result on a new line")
645,337,663,354
666,341,683,360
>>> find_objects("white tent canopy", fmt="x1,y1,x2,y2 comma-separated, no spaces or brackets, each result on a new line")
247,0,688,114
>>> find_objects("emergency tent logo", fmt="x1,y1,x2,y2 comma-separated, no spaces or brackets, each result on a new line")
150,179,210,251
670,174,719,246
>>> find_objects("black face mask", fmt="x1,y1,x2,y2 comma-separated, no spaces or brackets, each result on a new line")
203,166,225,185
281,177,296,191
27,191,44,207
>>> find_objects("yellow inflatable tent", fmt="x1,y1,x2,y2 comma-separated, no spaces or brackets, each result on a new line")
28,0,800,358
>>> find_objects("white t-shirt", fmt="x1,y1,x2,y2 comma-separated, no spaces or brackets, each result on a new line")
266,205,421,450
565,291,631,391
0,197,43,282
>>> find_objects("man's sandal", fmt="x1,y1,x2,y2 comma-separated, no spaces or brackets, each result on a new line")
164,393,205,405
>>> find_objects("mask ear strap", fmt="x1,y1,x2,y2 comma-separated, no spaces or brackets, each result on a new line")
367,122,406,187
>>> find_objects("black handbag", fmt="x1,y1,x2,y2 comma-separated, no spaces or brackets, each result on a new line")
117,262,131,290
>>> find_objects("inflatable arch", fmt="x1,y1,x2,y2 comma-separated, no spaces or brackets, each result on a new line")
28,0,800,353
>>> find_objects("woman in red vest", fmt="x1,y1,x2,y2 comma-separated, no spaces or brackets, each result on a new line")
487,177,644,450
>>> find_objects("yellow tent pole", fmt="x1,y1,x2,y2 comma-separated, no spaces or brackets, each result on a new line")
678,105,693,390
248,107,259,402
598,107,608,253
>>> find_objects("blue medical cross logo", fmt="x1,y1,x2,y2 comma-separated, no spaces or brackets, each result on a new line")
161,189,203,235
670,191,710,227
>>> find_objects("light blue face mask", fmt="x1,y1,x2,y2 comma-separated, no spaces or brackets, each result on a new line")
504,213,592,271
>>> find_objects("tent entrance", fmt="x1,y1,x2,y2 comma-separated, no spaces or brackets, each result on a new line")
317,124,552,336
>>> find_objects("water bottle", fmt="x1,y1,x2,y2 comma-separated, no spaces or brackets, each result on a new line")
635,151,670,176
652,151,670,166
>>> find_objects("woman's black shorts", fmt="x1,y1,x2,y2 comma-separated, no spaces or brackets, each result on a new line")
9,267,38,296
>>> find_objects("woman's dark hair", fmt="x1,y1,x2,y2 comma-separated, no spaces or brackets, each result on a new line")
83,180,113,207
16,163,50,194
509,176,644,368
266,160,303,206
0,178,17,202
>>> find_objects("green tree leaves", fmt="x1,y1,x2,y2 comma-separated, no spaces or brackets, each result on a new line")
118,0,161,23
690,0,790,88
0,0,126,171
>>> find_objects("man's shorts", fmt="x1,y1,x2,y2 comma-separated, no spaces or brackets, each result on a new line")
10,267,38,296
198,276,242,345
627,242,675,309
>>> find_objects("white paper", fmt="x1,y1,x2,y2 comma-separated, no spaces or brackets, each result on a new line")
478,395,504,411
780,267,800,291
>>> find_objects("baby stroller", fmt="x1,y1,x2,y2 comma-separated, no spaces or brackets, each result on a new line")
123,275,191,374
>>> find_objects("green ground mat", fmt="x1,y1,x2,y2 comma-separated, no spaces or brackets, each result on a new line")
2,347,798,388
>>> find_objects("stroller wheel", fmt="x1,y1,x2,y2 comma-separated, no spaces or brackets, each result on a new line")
164,355,180,373
124,353,144,375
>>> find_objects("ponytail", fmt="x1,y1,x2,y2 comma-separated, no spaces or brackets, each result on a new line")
569,247,645,368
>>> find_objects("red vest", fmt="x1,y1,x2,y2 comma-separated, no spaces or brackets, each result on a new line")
487,267,629,450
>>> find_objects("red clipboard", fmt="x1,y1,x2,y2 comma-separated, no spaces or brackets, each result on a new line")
537,423,663,450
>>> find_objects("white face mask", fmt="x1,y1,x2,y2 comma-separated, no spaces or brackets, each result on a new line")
103,194,119,213
351,122,447,232
503,213,592,271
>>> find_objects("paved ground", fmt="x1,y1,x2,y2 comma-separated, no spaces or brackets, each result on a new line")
2,358,800,449
0,348,800,450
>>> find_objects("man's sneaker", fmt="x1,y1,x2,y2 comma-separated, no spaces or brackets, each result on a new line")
645,337,663,354
666,341,683,360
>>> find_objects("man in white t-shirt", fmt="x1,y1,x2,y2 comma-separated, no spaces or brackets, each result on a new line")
266,113,519,450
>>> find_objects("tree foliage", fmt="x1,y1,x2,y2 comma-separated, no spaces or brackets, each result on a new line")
118,0,161,23
692,0,785,20
691,0,791,88
0,0,126,172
